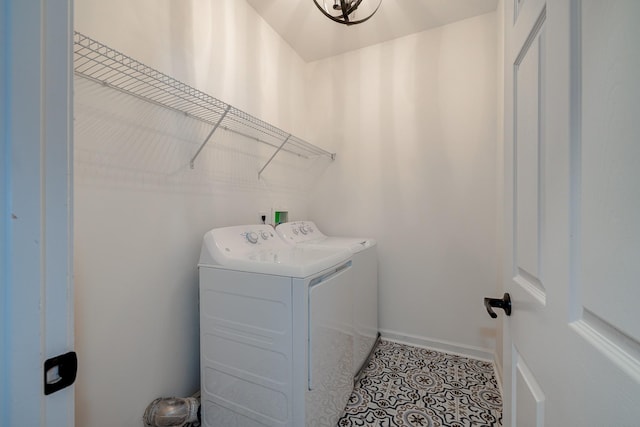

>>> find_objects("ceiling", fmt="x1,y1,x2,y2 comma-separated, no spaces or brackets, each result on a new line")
245,0,499,62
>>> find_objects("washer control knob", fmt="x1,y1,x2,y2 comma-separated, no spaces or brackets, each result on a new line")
292,227,299,235
246,232,259,244
299,225,308,235
260,231,269,240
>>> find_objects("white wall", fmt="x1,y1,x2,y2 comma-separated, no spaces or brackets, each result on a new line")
74,2,501,425
306,12,499,357
74,1,319,426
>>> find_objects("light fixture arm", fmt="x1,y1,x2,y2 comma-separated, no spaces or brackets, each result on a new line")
313,0,381,26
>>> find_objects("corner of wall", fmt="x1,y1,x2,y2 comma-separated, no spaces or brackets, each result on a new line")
380,329,495,362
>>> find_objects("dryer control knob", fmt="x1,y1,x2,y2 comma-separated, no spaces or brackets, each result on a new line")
292,227,299,235
260,231,269,240
299,226,308,235
246,232,259,244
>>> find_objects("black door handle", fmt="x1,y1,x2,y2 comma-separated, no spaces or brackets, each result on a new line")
484,293,511,318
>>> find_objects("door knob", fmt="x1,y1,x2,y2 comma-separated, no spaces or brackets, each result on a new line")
484,293,511,318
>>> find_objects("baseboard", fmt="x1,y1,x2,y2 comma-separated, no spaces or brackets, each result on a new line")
379,329,494,362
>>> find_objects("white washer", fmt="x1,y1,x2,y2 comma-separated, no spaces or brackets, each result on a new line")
275,221,378,378
198,224,354,427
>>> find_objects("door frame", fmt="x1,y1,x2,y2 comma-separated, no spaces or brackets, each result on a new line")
1,0,74,425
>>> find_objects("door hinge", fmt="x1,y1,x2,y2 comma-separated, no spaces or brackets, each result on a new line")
44,351,77,395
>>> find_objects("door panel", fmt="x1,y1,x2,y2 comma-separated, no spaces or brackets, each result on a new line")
579,0,640,345
514,20,545,302
513,349,544,427
569,0,640,401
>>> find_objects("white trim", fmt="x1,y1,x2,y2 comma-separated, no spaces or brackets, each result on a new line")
570,314,640,384
1,0,8,420
493,351,504,396
2,0,73,424
379,329,494,362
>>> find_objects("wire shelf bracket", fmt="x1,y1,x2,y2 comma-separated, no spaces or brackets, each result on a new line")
258,134,291,178
73,31,336,176
190,105,230,169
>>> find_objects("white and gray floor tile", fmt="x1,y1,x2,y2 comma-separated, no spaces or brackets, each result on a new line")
338,339,502,427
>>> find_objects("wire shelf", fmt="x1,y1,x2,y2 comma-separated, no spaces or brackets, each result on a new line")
73,31,335,175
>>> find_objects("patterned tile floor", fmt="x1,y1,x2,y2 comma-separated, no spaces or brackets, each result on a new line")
338,339,502,427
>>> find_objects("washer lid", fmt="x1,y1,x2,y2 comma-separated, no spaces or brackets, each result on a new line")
199,224,351,278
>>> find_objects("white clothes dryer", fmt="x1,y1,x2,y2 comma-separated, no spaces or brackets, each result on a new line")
198,225,354,427
275,221,378,378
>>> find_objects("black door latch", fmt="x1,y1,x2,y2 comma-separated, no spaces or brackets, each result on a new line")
44,351,77,395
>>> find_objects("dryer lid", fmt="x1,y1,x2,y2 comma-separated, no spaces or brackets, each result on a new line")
276,220,326,244
296,237,376,253
276,221,376,253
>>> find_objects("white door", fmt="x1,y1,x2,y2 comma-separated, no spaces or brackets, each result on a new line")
503,0,640,425
0,0,74,425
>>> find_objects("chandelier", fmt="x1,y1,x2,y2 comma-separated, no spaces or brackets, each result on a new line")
312,0,382,26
